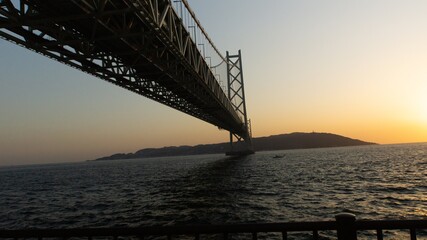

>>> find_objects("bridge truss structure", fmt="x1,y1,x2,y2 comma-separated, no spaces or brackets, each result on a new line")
0,0,253,154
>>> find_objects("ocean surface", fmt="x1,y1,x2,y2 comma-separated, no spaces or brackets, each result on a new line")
1,143,427,239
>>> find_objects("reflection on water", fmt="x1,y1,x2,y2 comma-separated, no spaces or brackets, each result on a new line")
0,143,426,239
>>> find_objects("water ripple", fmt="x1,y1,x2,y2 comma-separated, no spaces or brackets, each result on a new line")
1,144,427,239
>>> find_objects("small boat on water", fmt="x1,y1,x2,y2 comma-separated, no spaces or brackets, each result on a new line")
272,155,285,159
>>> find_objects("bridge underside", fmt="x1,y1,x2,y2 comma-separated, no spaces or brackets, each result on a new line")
0,0,248,138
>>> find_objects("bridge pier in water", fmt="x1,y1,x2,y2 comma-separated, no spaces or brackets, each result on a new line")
0,0,254,156
225,50,254,156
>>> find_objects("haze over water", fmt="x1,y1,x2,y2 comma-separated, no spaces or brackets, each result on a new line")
1,143,426,239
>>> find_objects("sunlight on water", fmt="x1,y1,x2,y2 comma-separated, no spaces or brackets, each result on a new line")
0,143,426,239
414,208,427,217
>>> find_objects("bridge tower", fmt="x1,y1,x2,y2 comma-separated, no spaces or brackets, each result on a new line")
0,0,255,156
226,50,254,156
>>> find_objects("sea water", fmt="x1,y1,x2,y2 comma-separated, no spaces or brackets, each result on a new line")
1,143,426,239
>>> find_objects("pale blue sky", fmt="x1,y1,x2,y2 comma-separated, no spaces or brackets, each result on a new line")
1,1,427,166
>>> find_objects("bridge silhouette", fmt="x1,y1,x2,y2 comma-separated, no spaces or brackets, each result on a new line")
0,0,253,155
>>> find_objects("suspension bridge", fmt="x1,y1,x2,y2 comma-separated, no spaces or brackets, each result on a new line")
0,0,253,155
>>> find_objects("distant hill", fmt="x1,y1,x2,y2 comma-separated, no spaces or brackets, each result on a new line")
93,132,375,161
252,132,375,151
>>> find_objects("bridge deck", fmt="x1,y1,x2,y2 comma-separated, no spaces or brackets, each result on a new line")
0,0,248,138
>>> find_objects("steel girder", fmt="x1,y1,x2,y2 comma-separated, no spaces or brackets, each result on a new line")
0,0,248,137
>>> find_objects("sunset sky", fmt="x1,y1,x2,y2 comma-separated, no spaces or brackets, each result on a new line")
1,0,427,166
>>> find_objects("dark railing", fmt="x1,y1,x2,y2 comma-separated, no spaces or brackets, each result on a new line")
1,214,426,240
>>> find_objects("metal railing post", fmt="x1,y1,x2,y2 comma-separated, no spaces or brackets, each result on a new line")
336,213,357,240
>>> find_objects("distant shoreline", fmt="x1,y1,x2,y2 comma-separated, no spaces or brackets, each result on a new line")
92,132,376,161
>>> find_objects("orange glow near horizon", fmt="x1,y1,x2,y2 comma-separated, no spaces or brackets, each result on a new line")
2,1,427,165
